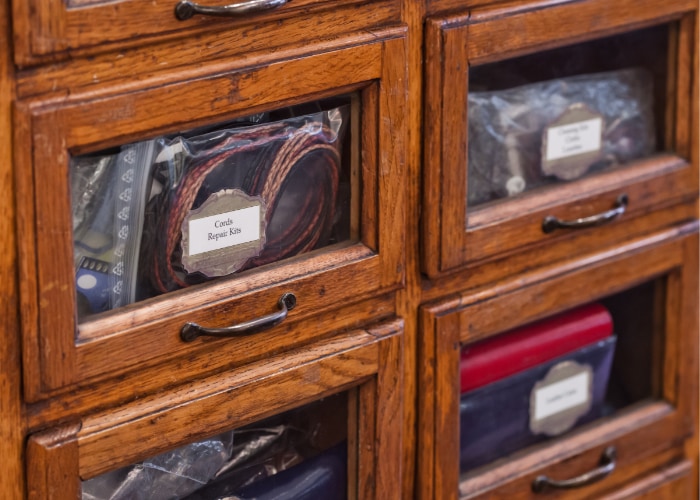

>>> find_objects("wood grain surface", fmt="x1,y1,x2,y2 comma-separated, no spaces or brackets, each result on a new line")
0,0,24,497
3,0,699,497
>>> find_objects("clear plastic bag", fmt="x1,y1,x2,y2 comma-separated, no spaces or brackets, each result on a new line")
467,67,656,206
81,432,235,500
71,140,156,319
70,104,350,318
139,105,348,295
82,397,345,500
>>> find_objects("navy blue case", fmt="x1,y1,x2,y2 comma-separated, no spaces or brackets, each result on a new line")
460,337,616,472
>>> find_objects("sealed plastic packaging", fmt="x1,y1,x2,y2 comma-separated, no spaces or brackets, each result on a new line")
141,106,348,294
81,411,347,499
70,104,350,320
467,68,656,206
71,141,157,317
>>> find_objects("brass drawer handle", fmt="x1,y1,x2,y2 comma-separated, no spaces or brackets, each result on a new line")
542,194,628,234
180,292,296,342
175,0,288,20
532,446,616,493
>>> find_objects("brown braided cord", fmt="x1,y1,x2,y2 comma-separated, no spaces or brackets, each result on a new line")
151,119,341,292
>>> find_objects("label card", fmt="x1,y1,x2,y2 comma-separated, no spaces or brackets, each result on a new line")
545,118,602,162
530,360,593,436
181,189,267,277
542,104,605,181
188,205,261,256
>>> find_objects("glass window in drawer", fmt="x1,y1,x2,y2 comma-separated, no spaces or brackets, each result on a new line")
71,98,356,321
26,321,403,499
417,230,698,499
81,395,350,500
15,32,407,400
422,0,698,276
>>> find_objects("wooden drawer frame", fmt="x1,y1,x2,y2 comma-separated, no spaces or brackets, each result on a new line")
417,226,698,499
15,30,407,401
11,0,400,66
27,319,403,499
421,0,698,278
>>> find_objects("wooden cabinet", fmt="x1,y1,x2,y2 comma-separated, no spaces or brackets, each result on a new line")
0,0,697,498
11,0,401,65
418,229,698,499
422,0,698,277
26,320,404,499
15,30,407,402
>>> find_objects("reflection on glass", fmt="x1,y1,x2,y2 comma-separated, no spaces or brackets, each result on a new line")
466,25,670,209
458,281,659,476
71,99,355,320
82,394,348,500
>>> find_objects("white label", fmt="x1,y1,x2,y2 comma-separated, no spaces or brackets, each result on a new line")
545,117,603,161
534,371,590,421
187,205,261,256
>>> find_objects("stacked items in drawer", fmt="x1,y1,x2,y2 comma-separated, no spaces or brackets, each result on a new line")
459,303,616,471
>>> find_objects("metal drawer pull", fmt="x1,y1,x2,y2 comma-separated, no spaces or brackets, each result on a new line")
175,0,288,20
542,194,628,234
532,446,617,493
181,292,296,342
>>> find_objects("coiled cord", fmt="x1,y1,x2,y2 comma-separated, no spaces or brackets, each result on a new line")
149,119,342,292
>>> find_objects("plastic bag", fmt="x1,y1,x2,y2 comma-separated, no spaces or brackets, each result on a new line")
81,407,330,499
140,106,348,294
81,432,235,500
71,140,156,319
467,67,656,206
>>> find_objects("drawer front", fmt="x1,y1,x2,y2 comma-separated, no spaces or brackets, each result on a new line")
12,0,400,65
602,460,693,499
417,227,698,499
15,30,407,400
421,0,698,277
26,320,404,499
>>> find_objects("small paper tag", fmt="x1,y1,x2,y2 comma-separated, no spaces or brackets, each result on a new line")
530,360,593,437
542,104,604,180
181,189,266,277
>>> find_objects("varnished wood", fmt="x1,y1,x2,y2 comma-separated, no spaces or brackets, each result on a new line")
0,0,24,496
26,424,81,499
16,30,408,399
420,230,699,499
24,320,404,498
25,294,396,430
421,0,699,277
461,433,686,499
13,0,401,66
602,460,692,499
2,0,699,498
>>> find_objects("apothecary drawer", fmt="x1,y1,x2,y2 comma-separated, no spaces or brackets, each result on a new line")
422,0,698,277
12,0,400,66
26,319,404,499
15,30,407,401
417,226,698,499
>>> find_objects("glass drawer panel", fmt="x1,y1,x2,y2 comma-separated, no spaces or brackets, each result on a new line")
458,281,660,475
71,97,358,321
25,321,404,500
81,394,349,500
467,25,669,210
417,230,698,499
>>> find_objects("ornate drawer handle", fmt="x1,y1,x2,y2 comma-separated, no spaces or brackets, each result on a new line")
532,446,616,493
542,194,628,234
175,0,288,20
181,292,296,342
